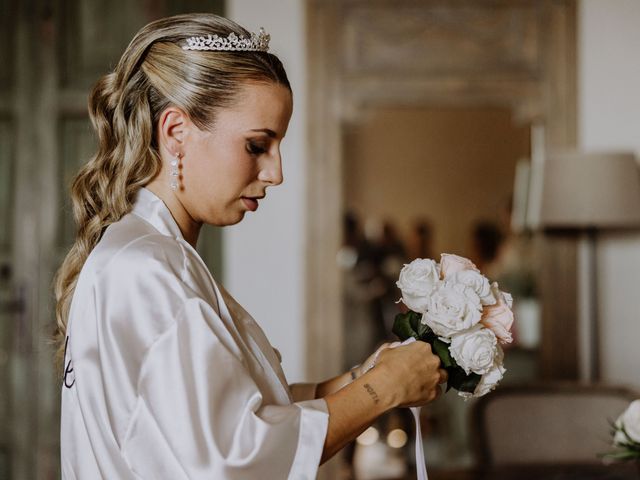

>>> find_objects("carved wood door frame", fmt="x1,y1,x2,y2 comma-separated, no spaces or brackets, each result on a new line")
305,0,578,381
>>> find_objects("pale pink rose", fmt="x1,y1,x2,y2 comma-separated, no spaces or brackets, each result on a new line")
481,302,514,344
490,282,513,308
440,253,479,279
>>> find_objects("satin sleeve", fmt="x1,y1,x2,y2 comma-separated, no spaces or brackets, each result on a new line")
120,298,329,480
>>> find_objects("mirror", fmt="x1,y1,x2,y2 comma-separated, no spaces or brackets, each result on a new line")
339,106,541,474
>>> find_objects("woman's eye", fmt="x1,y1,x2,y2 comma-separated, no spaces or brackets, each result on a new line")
246,142,267,156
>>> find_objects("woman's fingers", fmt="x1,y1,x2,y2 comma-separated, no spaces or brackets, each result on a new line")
434,384,443,399
369,340,449,407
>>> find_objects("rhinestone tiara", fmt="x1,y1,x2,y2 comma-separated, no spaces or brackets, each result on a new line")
182,27,270,52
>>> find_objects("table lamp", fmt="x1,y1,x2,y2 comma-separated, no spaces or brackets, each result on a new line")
538,151,640,381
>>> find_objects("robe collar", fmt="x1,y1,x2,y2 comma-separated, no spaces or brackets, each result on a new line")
131,187,185,240
131,187,294,405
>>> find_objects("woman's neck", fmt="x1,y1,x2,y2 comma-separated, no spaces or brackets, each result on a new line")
144,180,202,249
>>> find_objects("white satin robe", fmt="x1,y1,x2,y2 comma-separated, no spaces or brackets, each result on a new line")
60,188,329,479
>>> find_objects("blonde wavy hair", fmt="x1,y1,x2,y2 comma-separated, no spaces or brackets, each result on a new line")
53,13,290,368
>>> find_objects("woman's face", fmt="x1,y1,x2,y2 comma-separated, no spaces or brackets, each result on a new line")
179,81,293,226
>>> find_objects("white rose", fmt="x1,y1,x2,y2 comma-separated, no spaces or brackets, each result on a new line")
458,356,506,399
615,400,640,444
613,428,628,446
396,259,440,313
450,270,496,306
421,283,482,338
449,325,498,375
491,282,513,308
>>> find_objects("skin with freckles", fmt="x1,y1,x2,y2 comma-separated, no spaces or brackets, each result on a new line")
146,81,293,248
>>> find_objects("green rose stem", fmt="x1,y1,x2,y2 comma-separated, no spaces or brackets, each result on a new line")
392,312,481,394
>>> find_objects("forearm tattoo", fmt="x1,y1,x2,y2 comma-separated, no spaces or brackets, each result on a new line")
363,383,380,404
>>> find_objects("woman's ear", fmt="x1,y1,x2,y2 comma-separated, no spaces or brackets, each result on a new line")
158,107,188,156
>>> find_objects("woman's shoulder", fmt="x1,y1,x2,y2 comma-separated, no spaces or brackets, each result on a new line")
84,213,210,300
68,212,223,365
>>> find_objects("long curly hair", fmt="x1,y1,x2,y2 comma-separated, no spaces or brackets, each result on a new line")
53,13,290,368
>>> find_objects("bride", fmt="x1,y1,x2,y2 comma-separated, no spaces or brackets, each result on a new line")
54,13,446,479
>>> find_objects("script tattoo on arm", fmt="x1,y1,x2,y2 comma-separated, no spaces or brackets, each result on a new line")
363,383,380,405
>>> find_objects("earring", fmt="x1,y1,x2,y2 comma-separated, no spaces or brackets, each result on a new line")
170,153,181,191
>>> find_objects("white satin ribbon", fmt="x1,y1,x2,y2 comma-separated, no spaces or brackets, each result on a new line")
368,337,429,480
411,406,428,480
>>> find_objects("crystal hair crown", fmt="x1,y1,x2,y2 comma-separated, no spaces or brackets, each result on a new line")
182,27,270,52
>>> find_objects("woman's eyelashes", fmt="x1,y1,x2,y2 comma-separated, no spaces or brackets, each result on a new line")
246,140,268,156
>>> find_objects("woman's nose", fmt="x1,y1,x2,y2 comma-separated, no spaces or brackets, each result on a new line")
258,152,284,186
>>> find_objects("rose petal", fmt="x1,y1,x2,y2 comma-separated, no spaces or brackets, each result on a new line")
440,253,479,279
481,303,514,345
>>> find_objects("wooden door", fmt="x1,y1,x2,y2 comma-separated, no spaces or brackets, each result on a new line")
0,1,223,478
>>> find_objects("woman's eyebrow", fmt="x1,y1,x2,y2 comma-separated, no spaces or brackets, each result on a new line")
249,128,277,138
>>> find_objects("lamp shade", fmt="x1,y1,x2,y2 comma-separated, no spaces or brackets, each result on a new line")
538,152,640,229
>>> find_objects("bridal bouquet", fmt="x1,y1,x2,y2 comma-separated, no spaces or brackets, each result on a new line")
393,254,513,398
604,400,640,462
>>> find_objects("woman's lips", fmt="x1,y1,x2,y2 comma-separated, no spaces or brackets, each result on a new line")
242,197,259,211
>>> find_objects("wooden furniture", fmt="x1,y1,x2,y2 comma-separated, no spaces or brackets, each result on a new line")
428,463,639,480
470,383,639,476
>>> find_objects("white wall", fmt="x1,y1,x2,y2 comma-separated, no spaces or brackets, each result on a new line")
223,0,307,381
579,0,640,388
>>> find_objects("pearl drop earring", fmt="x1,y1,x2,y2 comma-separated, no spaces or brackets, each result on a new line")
170,153,181,191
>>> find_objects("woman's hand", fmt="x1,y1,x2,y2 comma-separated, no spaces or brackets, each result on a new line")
351,342,393,379
320,340,446,463
366,341,447,408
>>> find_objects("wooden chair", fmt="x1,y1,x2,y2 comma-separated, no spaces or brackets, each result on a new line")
470,383,639,469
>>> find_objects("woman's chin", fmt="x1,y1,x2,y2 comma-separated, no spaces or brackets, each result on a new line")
204,210,246,227
223,211,247,227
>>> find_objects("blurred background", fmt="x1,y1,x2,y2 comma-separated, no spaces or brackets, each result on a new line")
1,0,639,479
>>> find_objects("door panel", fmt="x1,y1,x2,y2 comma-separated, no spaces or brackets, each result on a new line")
57,117,94,250
0,122,14,253
0,0,16,91
0,121,15,480
59,0,154,89
2,1,225,478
